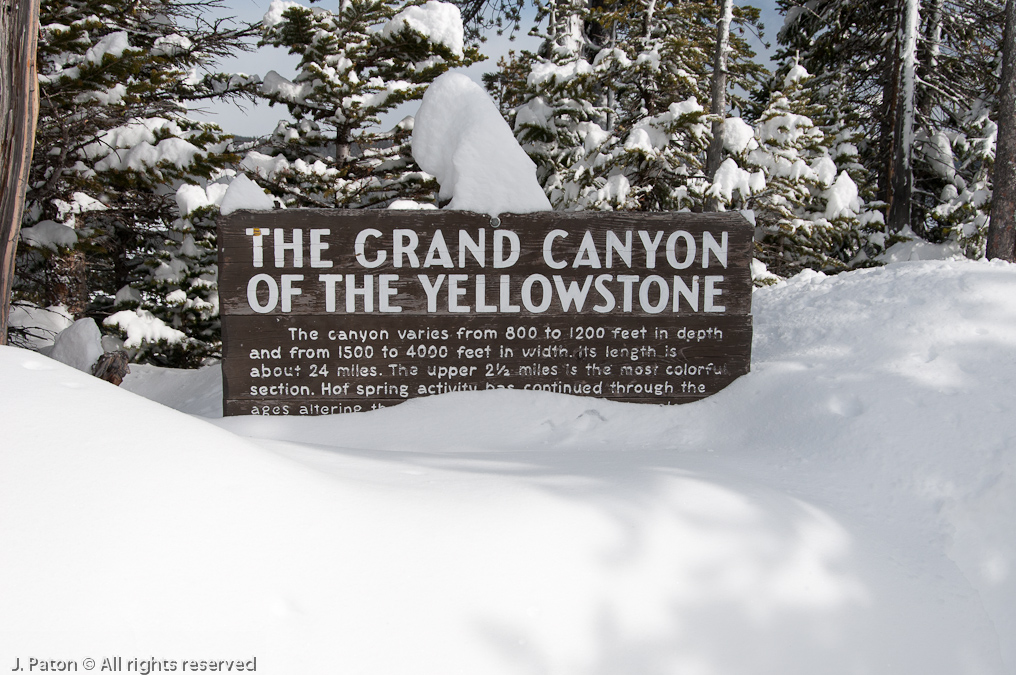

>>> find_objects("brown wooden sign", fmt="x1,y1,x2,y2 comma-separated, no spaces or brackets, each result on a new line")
218,210,753,415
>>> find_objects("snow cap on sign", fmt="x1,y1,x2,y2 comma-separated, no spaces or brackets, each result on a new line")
219,174,275,216
412,72,551,216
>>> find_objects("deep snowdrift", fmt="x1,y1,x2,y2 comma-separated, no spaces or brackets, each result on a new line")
2,259,1014,674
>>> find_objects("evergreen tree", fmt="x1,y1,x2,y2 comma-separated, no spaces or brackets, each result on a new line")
249,0,480,209
774,0,1003,249
15,0,257,364
494,0,766,212
745,65,883,275
930,102,997,257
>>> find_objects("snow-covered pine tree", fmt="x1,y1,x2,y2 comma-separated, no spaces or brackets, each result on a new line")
493,0,620,208
774,0,1002,250
745,65,883,276
247,0,479,209
15,0,257,364
492,0,766,212
928,102,997,257
608,0,766,212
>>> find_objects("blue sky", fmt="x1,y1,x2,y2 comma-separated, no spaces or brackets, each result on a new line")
193,0,782,137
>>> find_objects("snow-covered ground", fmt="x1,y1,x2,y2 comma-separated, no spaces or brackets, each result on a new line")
2,258,1015,674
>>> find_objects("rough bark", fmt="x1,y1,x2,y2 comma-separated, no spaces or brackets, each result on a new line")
917,0,943,117
878,24,902,208
704,0,733,211
0,0,40,345
988,0,1016,261
336,127,352,165
887,0,919,232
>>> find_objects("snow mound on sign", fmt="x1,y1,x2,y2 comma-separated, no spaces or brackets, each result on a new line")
412,72,551,216
219,174,275,216
3,259,1016,674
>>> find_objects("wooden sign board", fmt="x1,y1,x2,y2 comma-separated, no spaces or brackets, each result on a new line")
218,210,753,416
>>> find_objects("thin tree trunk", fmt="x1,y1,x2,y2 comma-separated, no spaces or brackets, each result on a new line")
988,0,1016,261
644,0,657,38
917,0,943,117
878,29,901,207
336,127,352,166
0,0,40,345
606,20,616,131
887,0,919,232
704,0,733,211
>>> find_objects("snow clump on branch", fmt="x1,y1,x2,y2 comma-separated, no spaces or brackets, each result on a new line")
382,1,465,57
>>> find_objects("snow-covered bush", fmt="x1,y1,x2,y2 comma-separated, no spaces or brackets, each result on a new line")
493,0,765,212
248,0,480,209
744,67,884,275
15,0,258,365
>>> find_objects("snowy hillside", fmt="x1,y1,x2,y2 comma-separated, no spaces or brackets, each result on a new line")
2,259,1015,674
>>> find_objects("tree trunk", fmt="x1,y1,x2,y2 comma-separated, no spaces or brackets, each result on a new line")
644,0,657,39
887,0,919,232
877,25,902,208
988,0,1016,261
917,0,943,117
0,0,40,345
704,0,733,211
336,127,352,166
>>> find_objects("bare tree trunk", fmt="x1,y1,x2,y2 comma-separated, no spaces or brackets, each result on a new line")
704,0,733,211
0,0,40,345
605,20,617,132
887,0,919,232
877,27,902,208
988,0,1016,261
336,127,352,166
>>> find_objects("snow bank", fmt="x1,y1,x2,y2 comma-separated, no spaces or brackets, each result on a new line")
4,260,1015,673
48,318,103,373
412,72,551,216
121,363,224,417
7,304,73,350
